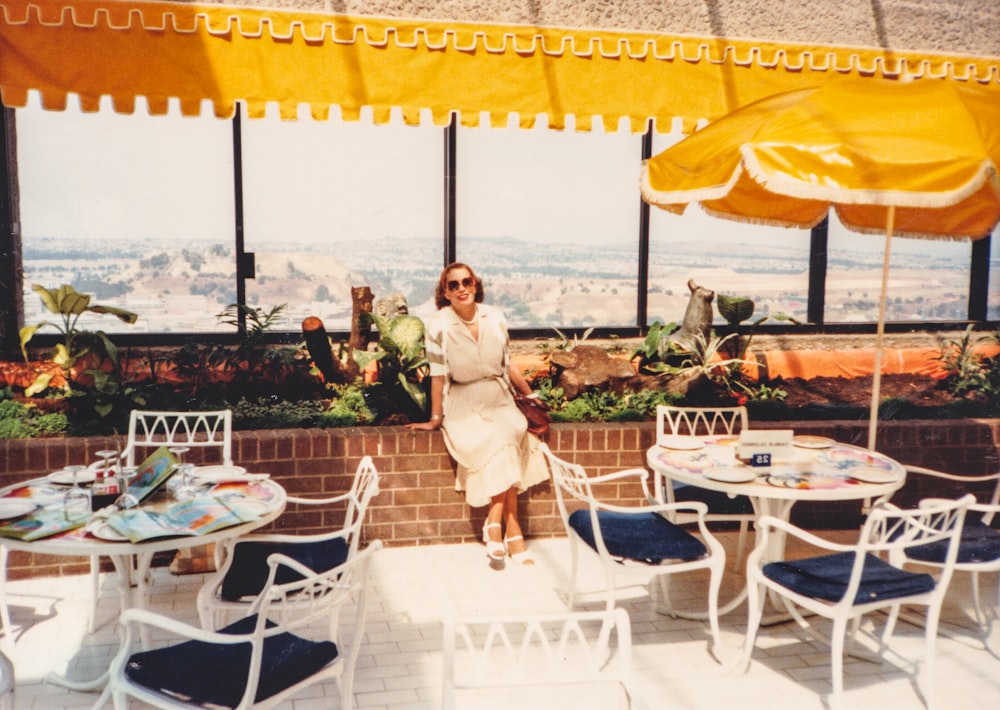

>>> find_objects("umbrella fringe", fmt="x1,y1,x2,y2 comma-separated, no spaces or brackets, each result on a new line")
742,153,998,211
698,205,825,230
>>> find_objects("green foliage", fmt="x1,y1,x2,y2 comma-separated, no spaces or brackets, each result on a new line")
230,397,326,430
318,383,374,427
353,311,429,420
19,283,138,388
0,391,69,439
714,293,797,400
538,376,682,424
631,321,686,375
939,325,991,398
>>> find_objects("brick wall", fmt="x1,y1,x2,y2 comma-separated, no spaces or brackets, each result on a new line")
2,419,998,580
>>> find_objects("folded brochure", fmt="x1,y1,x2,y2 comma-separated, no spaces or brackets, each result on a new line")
0,506,88,541
105,494,261,542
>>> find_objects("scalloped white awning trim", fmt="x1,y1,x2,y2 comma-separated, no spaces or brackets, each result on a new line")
2,0,998,129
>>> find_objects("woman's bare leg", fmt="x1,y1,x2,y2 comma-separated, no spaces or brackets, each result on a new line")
483,492,506,568
503,486,534,564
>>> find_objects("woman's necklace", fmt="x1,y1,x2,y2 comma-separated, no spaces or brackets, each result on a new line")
456,306,478,325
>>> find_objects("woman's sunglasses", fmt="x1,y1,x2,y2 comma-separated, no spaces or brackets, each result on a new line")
446,277,476,291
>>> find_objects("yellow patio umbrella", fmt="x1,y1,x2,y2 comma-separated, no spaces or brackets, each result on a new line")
640,78,1000,450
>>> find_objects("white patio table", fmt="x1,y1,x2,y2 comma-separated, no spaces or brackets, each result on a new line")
646,435,906,619
0,470,286,692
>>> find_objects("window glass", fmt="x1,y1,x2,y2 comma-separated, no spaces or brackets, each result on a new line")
826,212,972,322
456,119,642,328
988,226,1000,321
647,132,811,327
17,96,236,333
241,108,443,330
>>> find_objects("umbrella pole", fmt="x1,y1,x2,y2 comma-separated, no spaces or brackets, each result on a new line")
867,206,896,451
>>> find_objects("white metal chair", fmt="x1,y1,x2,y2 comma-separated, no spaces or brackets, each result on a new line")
893,465,1000,639
654,405,754,568
0,649,12,710
120,409,234,467
197,456,380,630
88,409,234,631
99,539,381,710
539,443,725,659
442,608,639,710
739,495,974,708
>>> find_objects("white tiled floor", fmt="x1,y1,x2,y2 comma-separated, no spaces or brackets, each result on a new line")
3,532,999,709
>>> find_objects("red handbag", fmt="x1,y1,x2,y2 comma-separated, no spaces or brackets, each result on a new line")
514,394,550,436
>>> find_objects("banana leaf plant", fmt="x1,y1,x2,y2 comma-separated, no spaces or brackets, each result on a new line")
19,284,137,393
353,311,429,421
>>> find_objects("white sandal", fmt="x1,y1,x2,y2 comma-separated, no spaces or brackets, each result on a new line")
504,535,536,566
483,522,505,568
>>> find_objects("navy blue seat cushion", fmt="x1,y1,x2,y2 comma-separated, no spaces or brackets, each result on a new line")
568,509,707,563
220,537,349,601
905,520,1000,565
763,552,935,605
124,614,338,708
672,485,754,515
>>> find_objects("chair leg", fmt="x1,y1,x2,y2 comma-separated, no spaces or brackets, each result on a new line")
829,616,849,705
705,562,724,660
566,537,580,609
922,604,943,710
733,579,766,674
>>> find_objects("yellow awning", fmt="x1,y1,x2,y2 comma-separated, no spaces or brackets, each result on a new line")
1,0,998,131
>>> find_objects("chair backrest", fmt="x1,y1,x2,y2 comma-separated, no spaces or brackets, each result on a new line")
442,608,634,710
902,465,1000,527
237,540,382,708
124,410,233,467
539,443,595,522
656,405,748,445
341,456,380,555
857,495,975,603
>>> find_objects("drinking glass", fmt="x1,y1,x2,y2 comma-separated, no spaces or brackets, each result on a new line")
62,465,91,522
117,466,140,510
174,464,198,502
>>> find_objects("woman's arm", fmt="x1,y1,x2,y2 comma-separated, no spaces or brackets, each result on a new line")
507,363,536,398
406,375,445,430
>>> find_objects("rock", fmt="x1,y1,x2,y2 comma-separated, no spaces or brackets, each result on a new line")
550,345,637,399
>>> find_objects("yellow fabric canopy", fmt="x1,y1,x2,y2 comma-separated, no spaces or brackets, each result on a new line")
1,0,998,131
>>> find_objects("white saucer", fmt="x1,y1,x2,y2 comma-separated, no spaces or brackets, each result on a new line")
849,467,899,484
193,465,248,483
48,469,98,486
88,520,128,542
705,467,756,483
0,499,36,519
659,436,704,451
793,435,835,449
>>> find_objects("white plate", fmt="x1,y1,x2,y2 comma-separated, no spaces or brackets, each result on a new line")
48,469,98,486
705,467,756,483
231,499,270,515
192,465,248,483
658,436,704,451
849,467,899,484
0,499,36,519
88,520,128,542
793,435,835,449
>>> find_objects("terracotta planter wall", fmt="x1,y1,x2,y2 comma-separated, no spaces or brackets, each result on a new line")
2,419,998,580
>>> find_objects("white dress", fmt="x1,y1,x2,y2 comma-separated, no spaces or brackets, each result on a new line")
425,304,549,507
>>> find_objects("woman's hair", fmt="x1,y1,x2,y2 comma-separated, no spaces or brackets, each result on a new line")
434,262,485,309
